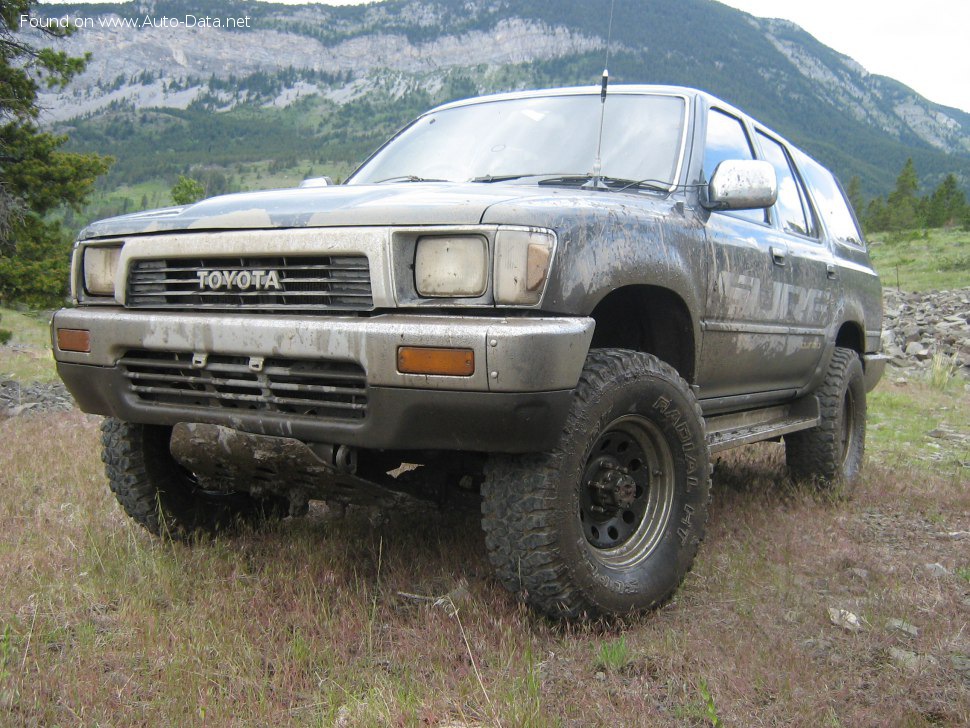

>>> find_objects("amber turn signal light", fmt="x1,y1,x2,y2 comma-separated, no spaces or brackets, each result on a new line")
397,346,474,376
56,328,91,353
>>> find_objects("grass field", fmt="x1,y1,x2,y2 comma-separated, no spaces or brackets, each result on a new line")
0,308,57,383
0,381,967,726
1,234,968,725
868,227,969,292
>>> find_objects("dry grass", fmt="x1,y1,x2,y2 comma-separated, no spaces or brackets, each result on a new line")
0,380,968,726
0,308,57,383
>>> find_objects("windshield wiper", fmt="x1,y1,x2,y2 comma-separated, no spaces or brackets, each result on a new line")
469,173,585,183
470,174,532,183
536,175,673,194
615,178,675,193
374,175,447,184
533,174,609,188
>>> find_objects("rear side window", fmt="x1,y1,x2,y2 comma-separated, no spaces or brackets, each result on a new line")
703,109,766,224
756,131,818,239
793,149,864,247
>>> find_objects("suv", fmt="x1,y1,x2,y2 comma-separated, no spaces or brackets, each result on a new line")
53,85,886,618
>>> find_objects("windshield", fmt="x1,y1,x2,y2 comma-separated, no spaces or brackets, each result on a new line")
348,92,688,187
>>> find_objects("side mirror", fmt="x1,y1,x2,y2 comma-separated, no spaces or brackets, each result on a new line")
702,160,777,211
299,176,335,188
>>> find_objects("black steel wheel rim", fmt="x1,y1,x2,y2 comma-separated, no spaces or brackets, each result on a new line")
578,414,676,568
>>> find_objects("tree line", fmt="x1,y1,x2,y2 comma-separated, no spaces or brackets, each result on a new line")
1,0,967,307
848,159,969,234
1,0,110,306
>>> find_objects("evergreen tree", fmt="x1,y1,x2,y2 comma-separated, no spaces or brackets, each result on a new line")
925,174,966,228
1,0,112,305
864,197,888,233
171,175,206,205
845,175,864,224
885,158,921,231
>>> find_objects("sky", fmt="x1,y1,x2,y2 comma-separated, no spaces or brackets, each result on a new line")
717,0,970,113
304,0,970,114
40,0,970,113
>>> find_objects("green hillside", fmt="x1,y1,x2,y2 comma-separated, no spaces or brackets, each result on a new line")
41,0,970,229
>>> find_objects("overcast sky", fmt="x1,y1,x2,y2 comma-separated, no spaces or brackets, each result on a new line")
717,0,969,113
40,0,970,113
284,0,970,113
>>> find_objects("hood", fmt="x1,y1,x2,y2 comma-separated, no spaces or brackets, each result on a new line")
77,183,554,240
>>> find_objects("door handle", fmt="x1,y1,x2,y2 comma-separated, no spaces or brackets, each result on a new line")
770,246,787,266
826,263,838,280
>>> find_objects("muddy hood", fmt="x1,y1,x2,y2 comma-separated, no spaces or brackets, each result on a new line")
78,183,552,240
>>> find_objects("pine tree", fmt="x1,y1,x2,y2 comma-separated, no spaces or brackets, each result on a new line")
1,0,112,304
864,197,888,233
845,175,864,224
925,174,966,228
885,158,921,231
171,175,206,205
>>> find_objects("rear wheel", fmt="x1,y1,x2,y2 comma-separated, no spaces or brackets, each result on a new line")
481,349,711,618
786,347,866,486
101,418,286,538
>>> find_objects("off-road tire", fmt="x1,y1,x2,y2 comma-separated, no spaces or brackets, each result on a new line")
785,347,866,486
481,349,711,619
101,418,286,538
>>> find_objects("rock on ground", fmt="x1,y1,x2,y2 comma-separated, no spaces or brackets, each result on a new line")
0,379,75,417
881,287,969,373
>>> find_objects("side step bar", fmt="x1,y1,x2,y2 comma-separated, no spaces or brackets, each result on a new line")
704,397,820,454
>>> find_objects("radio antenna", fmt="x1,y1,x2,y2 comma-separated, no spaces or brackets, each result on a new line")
587,0,616,189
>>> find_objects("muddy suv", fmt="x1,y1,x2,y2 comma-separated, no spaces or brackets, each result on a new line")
53,86,886,618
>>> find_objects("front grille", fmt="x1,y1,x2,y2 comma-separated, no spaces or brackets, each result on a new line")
119,351,367,420
126,255,373,312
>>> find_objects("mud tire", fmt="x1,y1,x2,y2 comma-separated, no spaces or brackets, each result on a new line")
101,418,286,538
785,347,866,486
481,349,711,619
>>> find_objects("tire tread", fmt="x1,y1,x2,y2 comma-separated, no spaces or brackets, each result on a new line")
481,349,710,618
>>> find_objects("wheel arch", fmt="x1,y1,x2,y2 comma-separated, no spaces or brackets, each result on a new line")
834,320,865,354
588,285,697,384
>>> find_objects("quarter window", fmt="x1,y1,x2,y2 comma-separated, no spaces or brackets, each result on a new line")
756,132,818,238
793,149,864,246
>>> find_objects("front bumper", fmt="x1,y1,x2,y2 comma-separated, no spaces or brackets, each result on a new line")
52,308,594,452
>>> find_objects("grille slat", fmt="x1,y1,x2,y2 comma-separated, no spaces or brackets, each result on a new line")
121,303,371,312
128,275,371,286
125,370,367,398
120,351,367,419
127,385,367,412
129,263,368,274
126,255,373,313
126,290,373,299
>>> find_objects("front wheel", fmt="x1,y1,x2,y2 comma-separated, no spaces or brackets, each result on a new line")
785,347,867,486
101,418,287,538
481,350,711,618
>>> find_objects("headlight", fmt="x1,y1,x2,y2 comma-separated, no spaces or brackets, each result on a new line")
415,236,488,297
493,229,554,305
82,246,122,297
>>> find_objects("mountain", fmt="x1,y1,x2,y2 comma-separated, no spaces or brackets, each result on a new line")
34,0,970,204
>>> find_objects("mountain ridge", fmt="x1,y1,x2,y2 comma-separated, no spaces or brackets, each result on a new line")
34,0,970,196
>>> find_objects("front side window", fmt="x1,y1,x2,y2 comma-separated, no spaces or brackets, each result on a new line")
703,109,765,224
349,93,687,187
756,132,818,238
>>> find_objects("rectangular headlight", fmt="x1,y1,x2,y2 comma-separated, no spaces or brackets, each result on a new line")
415,236,488,297
494,229,554,305
82,246,122,297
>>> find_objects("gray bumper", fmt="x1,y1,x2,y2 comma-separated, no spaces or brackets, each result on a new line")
52,309,594,452
862,352,889,392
